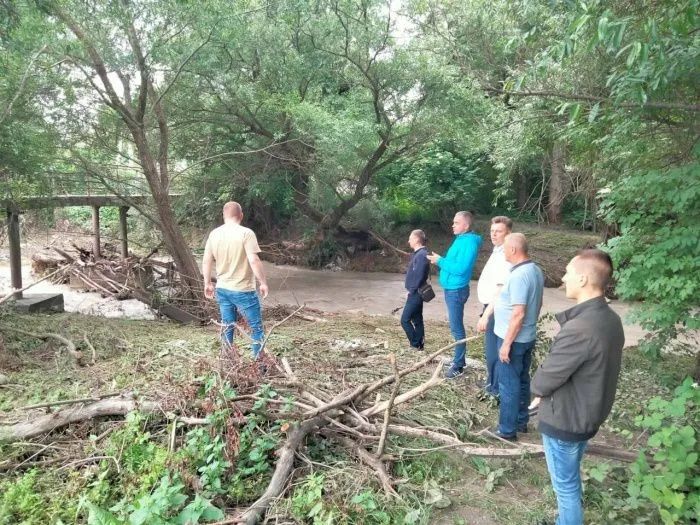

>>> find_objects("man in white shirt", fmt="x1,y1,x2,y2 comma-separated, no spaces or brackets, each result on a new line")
476,216,513,397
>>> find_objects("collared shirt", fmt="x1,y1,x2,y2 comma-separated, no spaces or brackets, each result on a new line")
493,260,544,343
477,244,512,304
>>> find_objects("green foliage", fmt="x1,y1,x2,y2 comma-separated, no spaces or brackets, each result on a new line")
377,145,497,225
602,157,700,352
471,458,508,493
289,473,410,525
626,378,700,524
583,378,700,524
85,474,223,525
0,469,82,524
0,470,46,525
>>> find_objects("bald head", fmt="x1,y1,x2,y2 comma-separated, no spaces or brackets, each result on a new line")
572,249,613,290
503,233,529,264
223,201,243,222
505,233,528,253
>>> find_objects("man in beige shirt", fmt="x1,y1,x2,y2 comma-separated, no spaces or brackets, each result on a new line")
203,202,269,358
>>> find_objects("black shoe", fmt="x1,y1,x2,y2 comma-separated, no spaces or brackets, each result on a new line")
489,427,517,442
518,424,529,434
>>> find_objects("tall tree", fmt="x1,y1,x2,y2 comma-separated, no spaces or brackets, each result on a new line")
36,0,203,290
172,0,484,236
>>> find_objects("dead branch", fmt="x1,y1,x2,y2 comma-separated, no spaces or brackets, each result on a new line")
367,230,409,256
333,433,398,498
361,361,444,418
3,327,83,363
237,417,324,525
376,354,400,458
83,334,97,365
0,266,71,305
303,336,477,420
19,392,122,411
258,304,305,355
0,397,159,443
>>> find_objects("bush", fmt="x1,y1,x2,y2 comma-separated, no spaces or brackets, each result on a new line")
376,144,497,226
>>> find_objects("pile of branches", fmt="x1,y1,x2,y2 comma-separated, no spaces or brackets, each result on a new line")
29,243,219,322
0,323,639,524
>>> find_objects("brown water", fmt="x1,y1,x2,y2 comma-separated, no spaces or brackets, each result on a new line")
1,260,646,346
262,263,644,346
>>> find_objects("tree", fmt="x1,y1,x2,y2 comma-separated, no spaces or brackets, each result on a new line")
172,0,485,236
0,3,60,203
36,0,204,291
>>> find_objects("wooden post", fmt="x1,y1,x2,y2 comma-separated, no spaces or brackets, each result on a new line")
7,210,23,299
91,205,101,258
119,206,129,258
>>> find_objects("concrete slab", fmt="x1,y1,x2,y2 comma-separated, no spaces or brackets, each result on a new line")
13,293,64,313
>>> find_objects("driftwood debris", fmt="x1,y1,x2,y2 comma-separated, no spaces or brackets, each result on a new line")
0,332,645,524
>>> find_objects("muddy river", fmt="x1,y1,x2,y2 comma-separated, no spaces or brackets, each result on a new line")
1,259,646,346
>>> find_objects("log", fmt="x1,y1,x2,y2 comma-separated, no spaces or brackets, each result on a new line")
0,397,158,443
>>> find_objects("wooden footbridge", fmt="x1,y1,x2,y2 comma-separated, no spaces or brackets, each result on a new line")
2,194,171,304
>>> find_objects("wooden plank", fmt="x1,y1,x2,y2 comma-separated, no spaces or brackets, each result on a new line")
1,194,181,211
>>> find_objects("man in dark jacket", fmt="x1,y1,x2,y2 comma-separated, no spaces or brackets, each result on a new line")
401,229,430,350
530,249,624,525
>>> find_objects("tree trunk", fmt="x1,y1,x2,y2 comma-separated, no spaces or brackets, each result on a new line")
547,141,567,224
517,170,529,211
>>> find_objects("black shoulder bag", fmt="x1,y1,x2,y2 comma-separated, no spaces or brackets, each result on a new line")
417,274,435,302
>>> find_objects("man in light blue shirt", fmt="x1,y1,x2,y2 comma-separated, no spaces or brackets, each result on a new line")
492,233,544,440
427,211,482,379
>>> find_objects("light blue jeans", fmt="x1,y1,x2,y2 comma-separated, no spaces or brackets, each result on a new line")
216,288,264,358
542,433,588,525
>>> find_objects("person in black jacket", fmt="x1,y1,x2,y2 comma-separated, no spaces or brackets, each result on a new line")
530,249,624,525
401,230,430,350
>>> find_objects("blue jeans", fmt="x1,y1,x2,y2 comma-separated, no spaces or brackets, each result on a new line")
542,433,588,525
216,288,264,358
444,286,470,369
495,336,534,436
401,291,424,348
482,304,499,395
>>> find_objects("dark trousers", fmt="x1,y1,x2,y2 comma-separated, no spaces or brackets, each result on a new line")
401,291,424,349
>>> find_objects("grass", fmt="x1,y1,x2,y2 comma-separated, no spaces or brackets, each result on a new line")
0,308,694,524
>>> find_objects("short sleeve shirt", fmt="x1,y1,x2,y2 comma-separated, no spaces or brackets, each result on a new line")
477,245,512,304
204,223,261,292
494,261,545,343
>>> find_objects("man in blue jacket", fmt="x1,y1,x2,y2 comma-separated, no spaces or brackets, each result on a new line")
428,211,482,379
401,229,430,350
